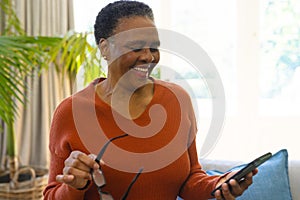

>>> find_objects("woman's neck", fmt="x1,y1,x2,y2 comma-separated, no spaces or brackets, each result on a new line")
95,77,154,119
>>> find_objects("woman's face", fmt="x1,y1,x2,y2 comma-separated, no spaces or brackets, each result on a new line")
102,16,160,89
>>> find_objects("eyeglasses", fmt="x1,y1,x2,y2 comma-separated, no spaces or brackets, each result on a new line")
91,133,143,200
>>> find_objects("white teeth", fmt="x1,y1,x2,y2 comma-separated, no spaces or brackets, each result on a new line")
134,67,148,72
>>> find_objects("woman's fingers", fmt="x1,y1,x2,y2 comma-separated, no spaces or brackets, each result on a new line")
88,154,102,170
228,179,244,196
57,151,100,189
221,183,236,199
214,169,257,200
63,166,92,180
56,174,75,184
238,172,253,190
214,183,236,200
70,151,99,169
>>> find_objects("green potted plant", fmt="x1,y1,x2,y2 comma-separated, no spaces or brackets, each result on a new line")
0,1,103,197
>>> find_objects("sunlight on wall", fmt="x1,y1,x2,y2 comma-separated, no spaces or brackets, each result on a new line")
73,0,300,161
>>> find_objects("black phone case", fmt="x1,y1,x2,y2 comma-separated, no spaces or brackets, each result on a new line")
211,152,272,196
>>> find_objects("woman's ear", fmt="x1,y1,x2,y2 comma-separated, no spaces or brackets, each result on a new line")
99,38,109,60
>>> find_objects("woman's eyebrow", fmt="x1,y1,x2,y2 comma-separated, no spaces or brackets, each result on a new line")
125,40,147,47
125,40,160,47
151,41,160,47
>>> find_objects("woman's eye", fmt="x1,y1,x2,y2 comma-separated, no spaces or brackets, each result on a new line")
126,46,159,53
132,48,143,52
124,44,143,52
150,48,158,52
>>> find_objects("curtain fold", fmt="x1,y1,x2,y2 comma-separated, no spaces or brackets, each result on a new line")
15,0,74,36
0,120,7,171
0,0,75,169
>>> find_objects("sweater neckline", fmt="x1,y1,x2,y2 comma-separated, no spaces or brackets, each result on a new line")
92,77,160,121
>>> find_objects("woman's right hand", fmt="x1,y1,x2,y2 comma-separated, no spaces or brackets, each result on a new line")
56,151,100,189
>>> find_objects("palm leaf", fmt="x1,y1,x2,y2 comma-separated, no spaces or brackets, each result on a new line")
0,29,103,159
0,36,61,125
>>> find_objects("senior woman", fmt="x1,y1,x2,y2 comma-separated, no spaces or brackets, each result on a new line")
43,1,256,200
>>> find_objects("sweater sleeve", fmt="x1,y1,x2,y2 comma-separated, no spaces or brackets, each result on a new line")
179,140,222,200
179,93,223,200
43,99,93,200
43,155,91,200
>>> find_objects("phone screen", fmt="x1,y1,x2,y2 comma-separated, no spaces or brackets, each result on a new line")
211,152,272,196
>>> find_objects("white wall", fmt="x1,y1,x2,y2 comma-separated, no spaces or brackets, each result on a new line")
73,0,300,161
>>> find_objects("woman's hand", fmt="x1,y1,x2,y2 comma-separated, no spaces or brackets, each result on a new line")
56,151,100,189
214,169,258,200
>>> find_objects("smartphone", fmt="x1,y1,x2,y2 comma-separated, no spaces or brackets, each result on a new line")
211,152,272,197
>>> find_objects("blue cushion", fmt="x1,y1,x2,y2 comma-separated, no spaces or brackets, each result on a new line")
206,149,292,200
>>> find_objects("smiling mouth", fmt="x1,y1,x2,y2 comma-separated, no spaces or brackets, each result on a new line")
134,66,148,73
132,64,151,78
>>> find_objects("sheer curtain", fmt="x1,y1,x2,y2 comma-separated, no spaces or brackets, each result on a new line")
0,0,75,169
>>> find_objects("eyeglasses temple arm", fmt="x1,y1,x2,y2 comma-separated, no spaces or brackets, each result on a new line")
121,168,143,200
95,133,128,163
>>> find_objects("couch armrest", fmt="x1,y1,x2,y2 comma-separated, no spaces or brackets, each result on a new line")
200,159,299,200
289,160,300,200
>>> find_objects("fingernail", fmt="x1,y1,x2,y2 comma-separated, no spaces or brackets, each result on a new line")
223,185,228,192
94,163,99,169
56,175,63,180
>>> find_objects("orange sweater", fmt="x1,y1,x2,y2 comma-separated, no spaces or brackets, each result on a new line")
43,78,221,200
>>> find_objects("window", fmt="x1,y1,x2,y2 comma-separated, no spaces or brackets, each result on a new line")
260,0,300,116
73,0,300,161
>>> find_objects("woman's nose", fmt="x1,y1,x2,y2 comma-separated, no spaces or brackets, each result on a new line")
140,48,154,63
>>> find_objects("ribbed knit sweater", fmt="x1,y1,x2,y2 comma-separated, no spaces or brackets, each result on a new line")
43,78,221,200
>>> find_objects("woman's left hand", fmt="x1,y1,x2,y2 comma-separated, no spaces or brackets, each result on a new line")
214,168,258,200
